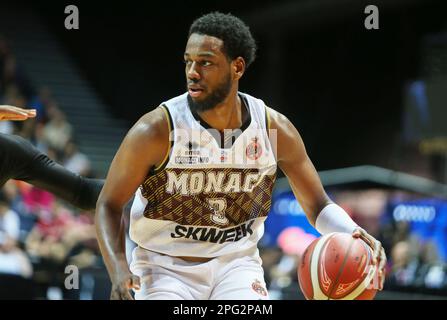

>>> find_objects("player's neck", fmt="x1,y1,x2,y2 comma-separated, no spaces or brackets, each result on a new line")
197,88,243,132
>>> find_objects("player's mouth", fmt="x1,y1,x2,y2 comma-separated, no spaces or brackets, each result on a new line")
188,85,205,98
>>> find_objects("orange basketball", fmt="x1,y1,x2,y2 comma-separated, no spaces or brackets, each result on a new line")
298,232,378,300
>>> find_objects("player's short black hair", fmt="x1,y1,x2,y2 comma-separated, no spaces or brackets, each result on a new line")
189,12,257,68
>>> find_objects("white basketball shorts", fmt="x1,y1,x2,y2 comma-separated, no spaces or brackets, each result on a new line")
129,245,269,300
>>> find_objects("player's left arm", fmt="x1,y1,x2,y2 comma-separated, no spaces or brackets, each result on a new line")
267,107,386,290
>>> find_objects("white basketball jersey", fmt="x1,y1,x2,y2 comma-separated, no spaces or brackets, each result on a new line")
129,92,277,257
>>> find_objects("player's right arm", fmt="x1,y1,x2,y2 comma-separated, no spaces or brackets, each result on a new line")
95,107,169,300
267,107,386,290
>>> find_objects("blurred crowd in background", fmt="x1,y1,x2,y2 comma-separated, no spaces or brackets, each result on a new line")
0,34,105,299
1,27,447,300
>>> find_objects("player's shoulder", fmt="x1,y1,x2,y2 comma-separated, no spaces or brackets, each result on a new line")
128,106,169,144
264,105,292,131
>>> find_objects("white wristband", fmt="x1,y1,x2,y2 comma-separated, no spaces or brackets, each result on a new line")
315,203,359,235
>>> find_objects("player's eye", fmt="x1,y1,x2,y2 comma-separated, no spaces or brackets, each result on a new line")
201,61,212,67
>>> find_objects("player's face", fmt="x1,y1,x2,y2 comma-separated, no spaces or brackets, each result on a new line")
184,33,233,112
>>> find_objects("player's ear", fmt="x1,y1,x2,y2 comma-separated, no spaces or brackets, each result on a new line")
232,57,245,80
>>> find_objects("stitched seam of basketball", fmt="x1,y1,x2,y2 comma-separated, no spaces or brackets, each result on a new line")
316,233,337,300
327,236,355,300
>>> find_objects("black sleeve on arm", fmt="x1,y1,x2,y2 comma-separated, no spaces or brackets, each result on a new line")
78,177,104,210
0,134,39,187
23,153,105,210
0,134,104,210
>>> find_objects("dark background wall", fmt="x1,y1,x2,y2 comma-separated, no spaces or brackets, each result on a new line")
24,0,447,172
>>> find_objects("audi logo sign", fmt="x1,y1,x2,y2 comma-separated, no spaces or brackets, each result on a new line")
393,204,437,223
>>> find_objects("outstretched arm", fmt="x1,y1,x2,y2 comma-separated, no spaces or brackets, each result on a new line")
95,107,169,300
268,107,386,290
0,133,103,210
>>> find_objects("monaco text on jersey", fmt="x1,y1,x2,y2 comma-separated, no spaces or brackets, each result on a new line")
166,170,261,195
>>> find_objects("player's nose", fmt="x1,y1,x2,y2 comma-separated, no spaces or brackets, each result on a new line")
187,62,201,81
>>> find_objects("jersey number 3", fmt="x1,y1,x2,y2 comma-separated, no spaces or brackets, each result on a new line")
207,198,229,226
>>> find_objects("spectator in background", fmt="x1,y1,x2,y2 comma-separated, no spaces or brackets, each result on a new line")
43,103,72,151
414,241,446,289
25,200,74,263
21,185,55,216
388,240,420,288
0,190,33,278
62,209,100,270
33,122,50,153
63,140,91,177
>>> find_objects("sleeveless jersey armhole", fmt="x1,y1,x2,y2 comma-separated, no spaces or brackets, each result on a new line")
152,105,174,174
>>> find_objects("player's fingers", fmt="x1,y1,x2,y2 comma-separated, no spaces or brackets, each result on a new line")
6,106,36,117
3,111,36,120
362,231,375,247
379,271,385,291
378,249,387,290
2,115,29,121
1,109,28,118
371,239,382,265
356,229,380,265
129,275,141,290
24,109,36,117
1,115,28,121
110,288,120,300
352,230,361,238
378,249,387,271
359,229,376,251
119,287,134,300
17,108,36,118
377,268,385,291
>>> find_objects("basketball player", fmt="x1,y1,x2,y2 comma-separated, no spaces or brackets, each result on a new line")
96,12,387,300
0,105,103,210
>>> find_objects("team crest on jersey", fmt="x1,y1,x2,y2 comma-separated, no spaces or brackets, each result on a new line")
251,279,267,297
246,137,262,160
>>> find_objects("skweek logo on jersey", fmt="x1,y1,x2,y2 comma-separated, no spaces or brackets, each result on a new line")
170,220,255,244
